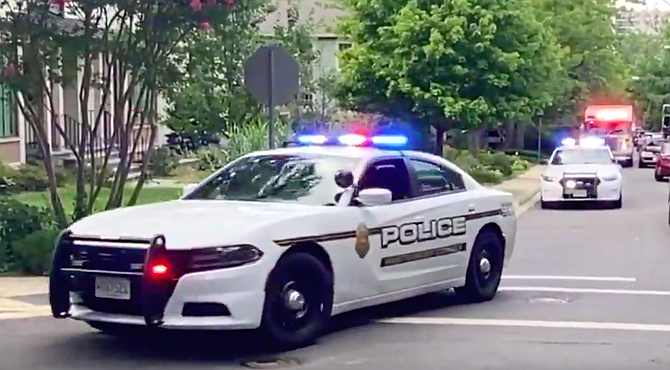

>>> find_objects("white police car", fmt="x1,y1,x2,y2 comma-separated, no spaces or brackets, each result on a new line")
49,132,517,349
540,137,623,209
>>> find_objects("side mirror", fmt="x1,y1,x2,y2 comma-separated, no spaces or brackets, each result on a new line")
182,183,199,196
357,188,392,206
334,169,354,188
540,159,548,165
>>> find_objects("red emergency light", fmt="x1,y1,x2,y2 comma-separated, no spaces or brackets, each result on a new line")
594,109,630,121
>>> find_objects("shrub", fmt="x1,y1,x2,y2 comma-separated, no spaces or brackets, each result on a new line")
0,197,56,268
196,144,229,172
0,163,51,193
489,152,513,176
150,146,181,177
468,167,505,184
10,229,61,275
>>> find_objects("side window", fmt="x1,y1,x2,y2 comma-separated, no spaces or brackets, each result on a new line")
357,158,412,201
409,159,465,196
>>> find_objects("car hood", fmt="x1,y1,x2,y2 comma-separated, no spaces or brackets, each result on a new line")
543,164,620,178
68,200,328,249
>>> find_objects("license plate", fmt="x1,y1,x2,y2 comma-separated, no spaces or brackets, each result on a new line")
95,276,131,300
573,189,587,197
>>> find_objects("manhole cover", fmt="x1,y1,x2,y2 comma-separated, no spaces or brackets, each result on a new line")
529,297,570,304
241,357,302,369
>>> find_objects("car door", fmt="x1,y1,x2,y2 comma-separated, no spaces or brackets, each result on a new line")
349,156,439,294
403,157,472,283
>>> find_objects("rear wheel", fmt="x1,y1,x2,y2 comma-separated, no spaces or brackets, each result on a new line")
455,230,504,303
655,167,665,182
639,160,646,168
611,193,622,209
259,253,333,350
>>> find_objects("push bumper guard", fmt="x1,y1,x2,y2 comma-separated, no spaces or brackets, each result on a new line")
49,232,180,326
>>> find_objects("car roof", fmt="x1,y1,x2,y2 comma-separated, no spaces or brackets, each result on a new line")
246,145,403,160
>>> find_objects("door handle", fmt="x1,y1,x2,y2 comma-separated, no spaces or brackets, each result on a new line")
468,204,476,212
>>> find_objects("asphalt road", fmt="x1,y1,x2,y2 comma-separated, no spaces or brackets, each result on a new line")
2,163,670,370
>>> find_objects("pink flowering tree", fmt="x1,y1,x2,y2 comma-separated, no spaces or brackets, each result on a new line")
0,0,237,226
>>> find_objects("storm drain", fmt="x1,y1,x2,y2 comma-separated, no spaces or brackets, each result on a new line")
241,357,302,369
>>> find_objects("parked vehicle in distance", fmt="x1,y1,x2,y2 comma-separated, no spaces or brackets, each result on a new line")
655,142,670,182
639,137,666,168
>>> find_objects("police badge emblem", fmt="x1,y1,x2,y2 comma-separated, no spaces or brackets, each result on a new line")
354,223,370,259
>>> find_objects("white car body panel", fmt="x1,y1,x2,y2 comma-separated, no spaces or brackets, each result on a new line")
63,146,517,330
541,146,623,203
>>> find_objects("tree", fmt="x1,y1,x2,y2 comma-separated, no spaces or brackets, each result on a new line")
0,0,239,226
165,0,270,136
336,0,563,153
625,25,670,130
165,0,324,139
533,0,627,122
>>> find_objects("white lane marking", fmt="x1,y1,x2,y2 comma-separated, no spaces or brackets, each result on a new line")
377,317,670,332
500,286,670,296
502,275,636,282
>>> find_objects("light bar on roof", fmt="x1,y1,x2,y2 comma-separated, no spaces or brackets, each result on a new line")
338,134,367,146
297,135,328,144
371,135,408,146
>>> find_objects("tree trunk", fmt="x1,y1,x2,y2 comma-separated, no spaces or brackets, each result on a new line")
514,121,526,149
504,121,515,150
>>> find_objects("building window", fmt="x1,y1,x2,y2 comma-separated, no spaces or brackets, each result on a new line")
338,42,352,51
0,84,15,138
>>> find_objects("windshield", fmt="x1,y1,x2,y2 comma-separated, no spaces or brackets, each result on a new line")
551,148,613,165
184,154,360,206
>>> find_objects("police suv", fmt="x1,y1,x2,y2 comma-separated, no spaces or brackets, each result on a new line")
540,137,623,209
50,131,517,349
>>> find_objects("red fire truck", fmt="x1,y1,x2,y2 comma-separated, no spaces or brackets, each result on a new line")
583,105,636,167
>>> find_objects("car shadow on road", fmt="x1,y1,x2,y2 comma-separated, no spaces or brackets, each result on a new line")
50,291,468,365
542,202,617,211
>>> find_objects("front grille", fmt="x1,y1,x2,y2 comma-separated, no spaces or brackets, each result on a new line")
561,176,598,199
63,237,151,316
70,244,147,273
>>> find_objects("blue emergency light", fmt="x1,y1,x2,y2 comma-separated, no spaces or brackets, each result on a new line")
561,136,605,148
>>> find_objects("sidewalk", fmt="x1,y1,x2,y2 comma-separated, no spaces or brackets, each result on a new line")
493,165,544,208
0,165,544,318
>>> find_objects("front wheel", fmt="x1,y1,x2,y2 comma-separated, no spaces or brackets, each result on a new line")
611,193,622,209
259,253,333,350
455,230,504,303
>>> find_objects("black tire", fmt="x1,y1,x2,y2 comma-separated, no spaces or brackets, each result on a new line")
259,253,333,350
454,230,504,303
667,205,670,227
611,193,622,209
639,160,645,168
655,168,664,182
87,322,143,336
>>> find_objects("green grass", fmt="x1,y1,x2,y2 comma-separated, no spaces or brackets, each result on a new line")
12,186,182,214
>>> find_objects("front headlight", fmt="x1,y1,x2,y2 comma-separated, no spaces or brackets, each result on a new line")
188,244,263,271
541,174,555,182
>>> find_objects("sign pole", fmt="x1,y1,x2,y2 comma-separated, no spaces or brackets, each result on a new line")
268,48,275,149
